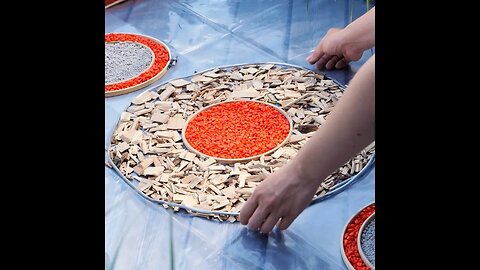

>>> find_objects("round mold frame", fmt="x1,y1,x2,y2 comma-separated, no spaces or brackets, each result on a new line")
340,202,375,270
181,100,293,164
105,32,172,97
105,41,155,86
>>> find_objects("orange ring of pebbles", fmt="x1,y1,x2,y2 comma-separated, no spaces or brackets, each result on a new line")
183,100,292,161
105,33,171,97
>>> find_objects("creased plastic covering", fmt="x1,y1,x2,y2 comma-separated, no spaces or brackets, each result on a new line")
105,0,374,269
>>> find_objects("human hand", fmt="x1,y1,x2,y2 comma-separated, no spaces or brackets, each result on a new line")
239,161,320,233
306,28,365,70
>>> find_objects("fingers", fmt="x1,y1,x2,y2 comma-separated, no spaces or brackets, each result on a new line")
239,197,258,225
307,46,324,64
315,54,333,70
260,213,281,234
335,58,348,69
317,55,349,70
247,205,271,231
277,215,296,230
325,55,341,69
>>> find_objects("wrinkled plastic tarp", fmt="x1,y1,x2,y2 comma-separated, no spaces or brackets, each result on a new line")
105,1,374,269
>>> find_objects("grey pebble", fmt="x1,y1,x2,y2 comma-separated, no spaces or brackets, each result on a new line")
360,219,375,266
105,42,153,84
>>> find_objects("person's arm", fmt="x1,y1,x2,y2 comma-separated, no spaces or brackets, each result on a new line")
239,55,375,233
307,7,375,69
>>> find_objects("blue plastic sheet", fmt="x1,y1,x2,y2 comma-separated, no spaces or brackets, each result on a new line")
105,0,374,269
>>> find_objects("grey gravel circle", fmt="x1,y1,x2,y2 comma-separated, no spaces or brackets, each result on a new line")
105,42,153,85
360,218,375,266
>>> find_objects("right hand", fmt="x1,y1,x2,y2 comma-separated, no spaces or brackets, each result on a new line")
306,28,365,70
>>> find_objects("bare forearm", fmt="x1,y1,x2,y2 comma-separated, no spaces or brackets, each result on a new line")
341,7,375,53
239,55,375,232
291,55,375,185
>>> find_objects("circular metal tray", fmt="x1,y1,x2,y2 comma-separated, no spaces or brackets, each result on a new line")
106,62,375,217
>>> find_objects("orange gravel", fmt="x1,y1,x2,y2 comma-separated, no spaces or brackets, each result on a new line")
184,101,290,159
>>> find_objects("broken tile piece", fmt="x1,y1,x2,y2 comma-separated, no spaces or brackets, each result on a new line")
189,176,203,188
144,166,164,176
154,101,173,111
209,165,226,171
221,186,236,199
167,114,186,130
159,85,175,101
175,94,192,100
159,173,171,183
120,112,132,122
238,171,249,188
211,174,229,185
139,157,154,170
151,112,170,123
170,79,190,88
203,71,222,78
284,90,302,98
132,91,153,105
252,80,263,89
238,188,254,195
230,71,243,80
271,148,285,159
230,90,260,98
208,184,222,195
192,75,213,83
203,158,216,167
120,130,135,143
180,151,196,162
134,107,153,116
116,142,130,153
181,174,199,185
261,64,274,70
182,196,198,208
173,194,190,203
212,200,230,210
130,130,143,145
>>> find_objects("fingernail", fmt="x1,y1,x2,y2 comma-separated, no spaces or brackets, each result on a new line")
306,55,312,62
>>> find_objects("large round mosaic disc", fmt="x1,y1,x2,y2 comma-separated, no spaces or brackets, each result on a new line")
107,63,375,221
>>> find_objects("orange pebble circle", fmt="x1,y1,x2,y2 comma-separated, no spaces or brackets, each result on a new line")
184,101,290,159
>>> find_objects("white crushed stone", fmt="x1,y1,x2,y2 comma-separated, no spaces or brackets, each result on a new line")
105,42,153,84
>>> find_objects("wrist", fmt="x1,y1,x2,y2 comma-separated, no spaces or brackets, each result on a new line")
288,157,326,188
341,25,374,54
